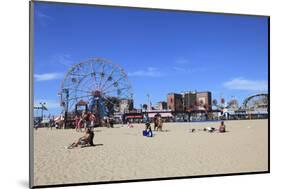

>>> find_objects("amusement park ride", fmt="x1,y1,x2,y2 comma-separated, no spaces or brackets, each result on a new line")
212,93,268,119
55,57,268,126
58,57,133,126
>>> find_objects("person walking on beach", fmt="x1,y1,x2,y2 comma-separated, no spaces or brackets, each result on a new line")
144,112,149,124
122,114,126,126
59,113,65,129
89,113,96,127
74,115,80,132
109,116,114,128
82,111,92,130
219,121,226,133
154,113,163,131
187,107,192,122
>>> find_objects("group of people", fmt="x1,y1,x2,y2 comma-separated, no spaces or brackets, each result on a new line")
67,113,227,149
67,112,96,149
204,121,226,133
142,113,162,138
189,121,226,133
74,112,96,132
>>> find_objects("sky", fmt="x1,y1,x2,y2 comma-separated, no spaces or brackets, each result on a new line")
33,2,268,116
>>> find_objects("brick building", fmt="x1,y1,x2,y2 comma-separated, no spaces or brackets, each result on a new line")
182,91,197,111
167,93,183,111
196,91,212,110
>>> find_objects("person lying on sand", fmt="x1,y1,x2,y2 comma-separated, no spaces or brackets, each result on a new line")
189,128,196,133
67,128,94,149
190,122,226,133
203,127,216,132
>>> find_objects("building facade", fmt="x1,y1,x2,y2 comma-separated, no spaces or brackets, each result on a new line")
182,91,197,111
119,99,134,113
167,93,183,112
196,91,212,110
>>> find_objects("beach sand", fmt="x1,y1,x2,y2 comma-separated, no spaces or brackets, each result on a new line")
33,119,268,186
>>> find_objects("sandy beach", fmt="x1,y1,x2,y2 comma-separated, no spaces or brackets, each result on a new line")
33,119,268,186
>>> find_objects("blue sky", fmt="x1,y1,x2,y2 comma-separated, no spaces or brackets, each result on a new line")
33,2,268,116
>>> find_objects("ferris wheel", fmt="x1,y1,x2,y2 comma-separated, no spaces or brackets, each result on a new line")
59,57,133,117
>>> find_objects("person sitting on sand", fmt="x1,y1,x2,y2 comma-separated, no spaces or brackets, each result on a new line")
67,128,94,149
219,121,226,133
143,124,153,137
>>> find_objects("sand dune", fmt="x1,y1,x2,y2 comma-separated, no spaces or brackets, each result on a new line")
33,119,268,186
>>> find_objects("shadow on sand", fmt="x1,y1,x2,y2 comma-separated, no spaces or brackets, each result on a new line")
153,129,170,132
93,129,102,132
81,144,104,148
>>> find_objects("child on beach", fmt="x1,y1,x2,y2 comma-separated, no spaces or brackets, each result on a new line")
143,123,153,137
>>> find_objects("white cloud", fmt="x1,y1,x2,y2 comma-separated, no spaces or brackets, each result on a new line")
223,78,268,91
34,72,64,81
54,54,73,67
128,67,164,77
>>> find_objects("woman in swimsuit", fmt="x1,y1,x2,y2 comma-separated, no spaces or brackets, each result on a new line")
67,128,94,149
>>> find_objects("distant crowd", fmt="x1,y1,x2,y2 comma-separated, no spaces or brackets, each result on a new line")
34,111,227,150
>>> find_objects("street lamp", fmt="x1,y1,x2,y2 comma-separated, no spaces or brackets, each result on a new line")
39,102,46,122
62,88,69,128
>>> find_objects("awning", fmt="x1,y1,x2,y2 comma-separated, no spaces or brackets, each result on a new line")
126,115,143,119
54,116,61,122
148,112,173,118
